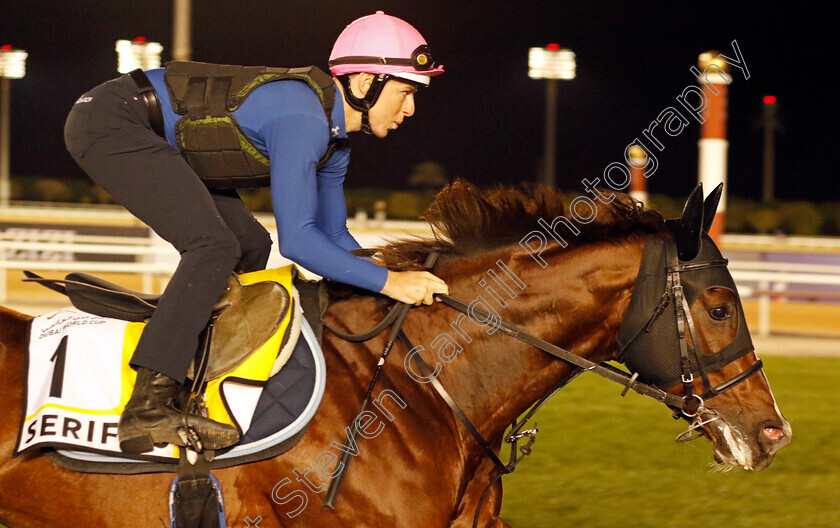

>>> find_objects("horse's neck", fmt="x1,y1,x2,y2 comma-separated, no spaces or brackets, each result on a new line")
420,238,645,445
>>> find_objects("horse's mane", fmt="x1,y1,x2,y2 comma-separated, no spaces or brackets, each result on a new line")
375,180,667,271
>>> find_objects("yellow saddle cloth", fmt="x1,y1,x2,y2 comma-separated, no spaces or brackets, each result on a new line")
16,266,300,461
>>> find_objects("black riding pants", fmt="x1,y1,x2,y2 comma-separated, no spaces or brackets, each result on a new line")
64,74,272,383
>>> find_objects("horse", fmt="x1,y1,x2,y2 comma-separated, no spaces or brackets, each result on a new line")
0,181,790,527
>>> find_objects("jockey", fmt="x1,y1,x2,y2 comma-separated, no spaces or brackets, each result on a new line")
63,11,448,454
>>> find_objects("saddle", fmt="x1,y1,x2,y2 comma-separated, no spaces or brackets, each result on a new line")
22,269,329,528
24,270,291,380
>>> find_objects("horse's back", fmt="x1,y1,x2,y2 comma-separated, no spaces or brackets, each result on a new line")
0,305,31,391
0,305,30,379
0,305,32,330
0,304,30,422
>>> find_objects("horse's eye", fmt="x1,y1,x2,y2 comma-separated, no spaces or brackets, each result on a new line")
710,306,730,320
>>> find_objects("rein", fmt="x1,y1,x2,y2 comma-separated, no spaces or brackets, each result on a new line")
320,246,764,517
436,294,689,411
322,304,401,342
318,282,691,519
322,252,438,509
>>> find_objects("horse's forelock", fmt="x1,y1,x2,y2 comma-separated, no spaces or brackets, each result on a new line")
375,181,667,270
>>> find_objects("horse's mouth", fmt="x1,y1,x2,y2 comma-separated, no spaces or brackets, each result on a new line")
707,419,756,470
705,419,790,471
711,447,774,472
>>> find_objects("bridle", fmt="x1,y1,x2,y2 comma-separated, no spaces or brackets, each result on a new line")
617,238,764,415
321,240,765,520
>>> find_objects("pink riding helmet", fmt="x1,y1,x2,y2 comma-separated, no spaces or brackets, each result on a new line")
328,11,444,86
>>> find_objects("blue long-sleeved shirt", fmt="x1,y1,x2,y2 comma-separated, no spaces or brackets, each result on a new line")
144,68,388,293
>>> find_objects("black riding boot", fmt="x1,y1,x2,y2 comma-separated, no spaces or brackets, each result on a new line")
118,367,240,454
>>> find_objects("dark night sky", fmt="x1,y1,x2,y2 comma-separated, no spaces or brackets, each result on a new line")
1,1,832,201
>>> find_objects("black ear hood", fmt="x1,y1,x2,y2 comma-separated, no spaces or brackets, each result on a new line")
616,233,754,389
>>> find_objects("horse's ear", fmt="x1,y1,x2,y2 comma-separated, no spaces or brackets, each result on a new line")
674,183,704,261
702,183,724,234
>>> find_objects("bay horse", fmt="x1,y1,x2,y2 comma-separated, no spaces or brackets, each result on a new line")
0,182,790,527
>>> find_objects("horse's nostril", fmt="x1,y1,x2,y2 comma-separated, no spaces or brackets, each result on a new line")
763,426,785,442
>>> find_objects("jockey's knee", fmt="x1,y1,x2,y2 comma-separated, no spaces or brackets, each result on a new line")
183,229,242,275
237,224,273,272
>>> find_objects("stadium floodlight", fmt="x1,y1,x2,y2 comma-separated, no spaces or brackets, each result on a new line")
0,46,28,79
528,44,576,80
529,44,575,188
0,45,28,207
116,37,163,73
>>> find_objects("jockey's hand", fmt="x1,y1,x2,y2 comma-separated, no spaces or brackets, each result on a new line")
380,270,448,306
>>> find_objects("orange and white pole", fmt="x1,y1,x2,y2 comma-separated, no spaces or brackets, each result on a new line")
628,145,648,207
696,52,731,243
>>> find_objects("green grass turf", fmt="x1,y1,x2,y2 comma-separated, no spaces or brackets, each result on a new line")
498,356,840,527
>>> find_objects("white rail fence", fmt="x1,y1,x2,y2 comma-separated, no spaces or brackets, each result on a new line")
729,262,840,337
2,232,840,337
0,231,177,302
0,217,425,303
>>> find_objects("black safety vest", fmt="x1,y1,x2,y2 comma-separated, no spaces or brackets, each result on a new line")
163,61,338,189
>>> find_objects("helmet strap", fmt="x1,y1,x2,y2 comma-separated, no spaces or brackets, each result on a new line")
338,74,390,135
